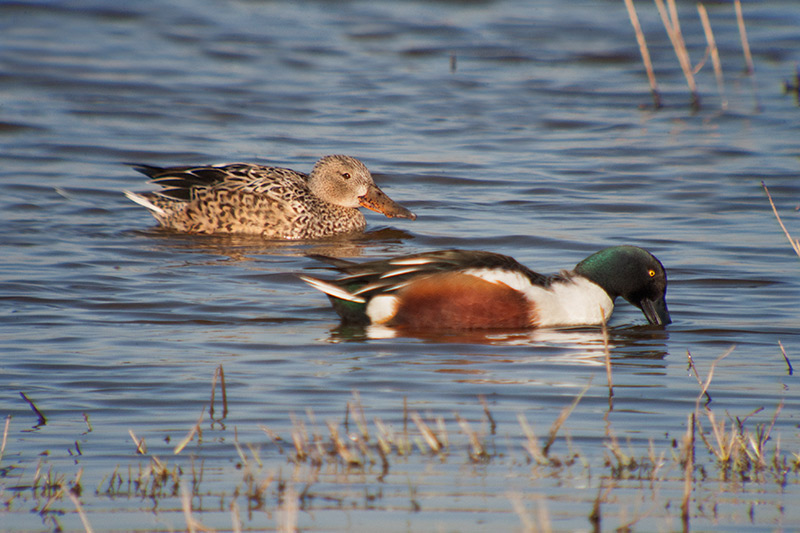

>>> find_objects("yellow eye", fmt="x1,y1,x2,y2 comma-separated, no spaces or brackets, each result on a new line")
648,269,656,277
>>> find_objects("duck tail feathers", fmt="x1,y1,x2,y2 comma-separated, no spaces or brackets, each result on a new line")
299,275,365,303
124,190,167,216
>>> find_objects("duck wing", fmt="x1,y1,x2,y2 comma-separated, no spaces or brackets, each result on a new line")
129,163,308,201
306,249,550,298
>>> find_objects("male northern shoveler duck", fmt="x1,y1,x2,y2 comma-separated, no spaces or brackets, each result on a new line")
300,246,671,329
124,155,416,239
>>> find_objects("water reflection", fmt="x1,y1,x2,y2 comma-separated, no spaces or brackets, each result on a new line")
128,227,416,262
328,322,668,356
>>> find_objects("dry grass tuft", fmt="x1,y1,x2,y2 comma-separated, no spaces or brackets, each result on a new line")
6,362,800,530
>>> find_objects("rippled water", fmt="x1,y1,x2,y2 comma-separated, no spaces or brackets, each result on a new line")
2,0,800,531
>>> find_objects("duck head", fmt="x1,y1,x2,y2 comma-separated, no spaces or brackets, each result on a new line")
574,245,671,326
308,155,416,220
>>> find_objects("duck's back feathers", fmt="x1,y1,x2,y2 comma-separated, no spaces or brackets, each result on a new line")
310,249,549,287
302,250,552,329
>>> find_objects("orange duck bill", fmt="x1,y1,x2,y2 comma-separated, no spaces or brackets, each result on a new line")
358,184,416,220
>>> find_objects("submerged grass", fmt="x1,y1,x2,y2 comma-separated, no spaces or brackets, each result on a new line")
2,353,799,532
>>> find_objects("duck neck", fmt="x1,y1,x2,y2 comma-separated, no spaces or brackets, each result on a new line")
572,247,635,299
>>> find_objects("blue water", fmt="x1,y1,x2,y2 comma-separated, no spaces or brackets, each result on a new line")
2,0,800,531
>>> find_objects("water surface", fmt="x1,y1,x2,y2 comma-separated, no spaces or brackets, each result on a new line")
2,0,800,531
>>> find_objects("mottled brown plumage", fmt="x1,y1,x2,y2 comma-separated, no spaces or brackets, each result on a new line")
125,155,416,239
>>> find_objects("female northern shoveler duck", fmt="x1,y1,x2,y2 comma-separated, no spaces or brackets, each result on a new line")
300,246,671,329
124,155,416,239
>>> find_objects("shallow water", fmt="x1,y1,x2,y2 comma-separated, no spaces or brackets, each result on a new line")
2,0,800,531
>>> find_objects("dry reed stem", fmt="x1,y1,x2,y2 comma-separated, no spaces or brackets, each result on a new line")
655,0,700,109
508,492,551,533
289,414,308,460
508,491,537,533
589,481,603,532
209,364,228,420
278,484,299,533
230,499,242,533
686,350,711,404
778,341,794,375
747,401,783,468
410,412,442,453
349,430,371,462
543,380,591,456
245,442,263,468
73,467,84,489
735,0,754,75
692,347,739,466
66,490,94,533
181,484,212,533
40,480,66,514
696,410,736,464
326,421,359,464
694,346,735,411
174,407,206,455
455,413,486,460
735,0,761,110
601,320,613,408
697,3,727,110
517,413,548,464
680,412,694,530
604,427,635,472
536,496,553,533
259,424,285,452
435,415,449,449
233,427,248,466
647,438,666,489
373,417,393,455
479,395,497,435
181,484,194,533
623,0,661,108
762,182,800,258
128,429,147,455
348,391,370,442
403,396,408,434
305,408,327,460
0,415,10,464
210,366,219,418
19,392,46,426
